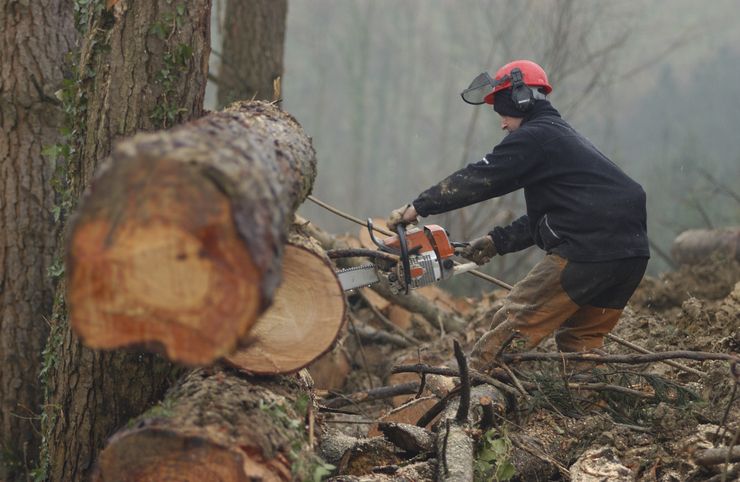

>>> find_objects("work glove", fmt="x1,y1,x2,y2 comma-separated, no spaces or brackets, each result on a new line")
458,234,497,265
386,203,418,232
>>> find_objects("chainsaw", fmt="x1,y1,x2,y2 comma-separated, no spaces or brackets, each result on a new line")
330,220,479,294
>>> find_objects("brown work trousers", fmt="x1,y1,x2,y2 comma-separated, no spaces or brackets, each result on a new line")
471,253,647,366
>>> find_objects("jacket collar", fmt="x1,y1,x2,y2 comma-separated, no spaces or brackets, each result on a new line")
521,100,561,125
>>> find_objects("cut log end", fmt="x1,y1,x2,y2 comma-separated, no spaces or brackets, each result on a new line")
225,243,346,374
68,157,261,365
94,428,255,482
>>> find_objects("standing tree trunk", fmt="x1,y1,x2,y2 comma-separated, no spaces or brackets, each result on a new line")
0,1,75,477
216,0,287,107
41,2,211,481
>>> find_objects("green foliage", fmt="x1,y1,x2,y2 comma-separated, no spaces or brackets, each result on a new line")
74,0,104,34
149,4,192,128
474,428,516,482
32,289,67,482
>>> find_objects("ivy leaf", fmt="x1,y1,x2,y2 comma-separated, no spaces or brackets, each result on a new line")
313,462,335,481
42,144,61,160
495,461,516,481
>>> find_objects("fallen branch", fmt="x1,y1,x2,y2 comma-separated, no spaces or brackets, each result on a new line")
605,334,706,377
323,382,421,409
348,317,412,348
392,364,521,398
501,350,738,364
453,340,471,424
695,445,740,466
393,363,655,399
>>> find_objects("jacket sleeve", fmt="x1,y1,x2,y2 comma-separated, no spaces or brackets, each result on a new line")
489,215,534,254
412,129,543,216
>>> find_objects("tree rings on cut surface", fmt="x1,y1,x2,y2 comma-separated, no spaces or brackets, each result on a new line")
68,157,261,365
225,243,346,374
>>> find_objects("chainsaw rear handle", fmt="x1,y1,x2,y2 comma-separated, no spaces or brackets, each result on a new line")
396,224,412,294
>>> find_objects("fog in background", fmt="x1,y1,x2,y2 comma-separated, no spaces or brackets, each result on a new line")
208,0,740,294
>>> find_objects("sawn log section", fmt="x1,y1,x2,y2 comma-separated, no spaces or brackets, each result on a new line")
67,101,317,365
92,368,319,482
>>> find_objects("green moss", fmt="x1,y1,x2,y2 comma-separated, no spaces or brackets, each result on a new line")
257,395,335,480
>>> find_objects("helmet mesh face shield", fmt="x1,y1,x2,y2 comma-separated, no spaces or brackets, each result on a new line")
460,72,497,105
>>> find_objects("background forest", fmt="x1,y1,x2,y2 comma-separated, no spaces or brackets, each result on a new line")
211,0,740,291
1,1,738,481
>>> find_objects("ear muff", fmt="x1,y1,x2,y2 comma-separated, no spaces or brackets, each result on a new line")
509,67,535,111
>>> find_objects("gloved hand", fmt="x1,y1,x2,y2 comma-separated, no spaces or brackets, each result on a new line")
459,234,497,265
386,203,418,232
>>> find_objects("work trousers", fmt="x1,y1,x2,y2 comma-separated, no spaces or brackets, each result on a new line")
471,253,647,365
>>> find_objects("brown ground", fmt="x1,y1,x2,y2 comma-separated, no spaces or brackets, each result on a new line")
316,254,740,481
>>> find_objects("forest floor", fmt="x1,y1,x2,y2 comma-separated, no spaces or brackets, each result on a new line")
314,254,740,481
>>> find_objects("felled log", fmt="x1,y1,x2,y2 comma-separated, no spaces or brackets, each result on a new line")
92,368,322,481
671,227,740,265
224,233,346,374
68,101,317,365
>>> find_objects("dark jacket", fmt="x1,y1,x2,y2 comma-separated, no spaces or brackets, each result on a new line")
412,100,650,262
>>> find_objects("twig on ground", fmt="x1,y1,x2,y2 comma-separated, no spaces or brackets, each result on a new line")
359,291,421,345
392,363,522,397
349,321,412,348
606,333,706,376
510,435,571,479
322,382,420,409
348,313,375,389
502,350,738,364
416,387,461,428
496,361,529,397
453,340,471,423
382,395,437,419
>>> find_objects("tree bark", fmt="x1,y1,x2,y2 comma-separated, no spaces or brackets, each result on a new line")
68,101,318,365
43,2,211,481
224,233,345,374
91,367,321,481
216,0,287,107
0,1,75,476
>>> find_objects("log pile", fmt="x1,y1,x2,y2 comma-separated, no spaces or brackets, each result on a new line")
67,101,325,365
71,100,739,481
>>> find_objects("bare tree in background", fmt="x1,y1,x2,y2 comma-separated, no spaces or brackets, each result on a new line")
0,2,75,478
215,0,287,107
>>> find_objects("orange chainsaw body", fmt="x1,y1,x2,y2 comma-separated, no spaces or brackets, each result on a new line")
379,225,456,291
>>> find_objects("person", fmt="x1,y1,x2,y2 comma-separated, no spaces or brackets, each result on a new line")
387,60,650,370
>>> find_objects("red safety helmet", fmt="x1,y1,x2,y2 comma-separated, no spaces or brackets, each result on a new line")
484,60,552,105
460,60,552,106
